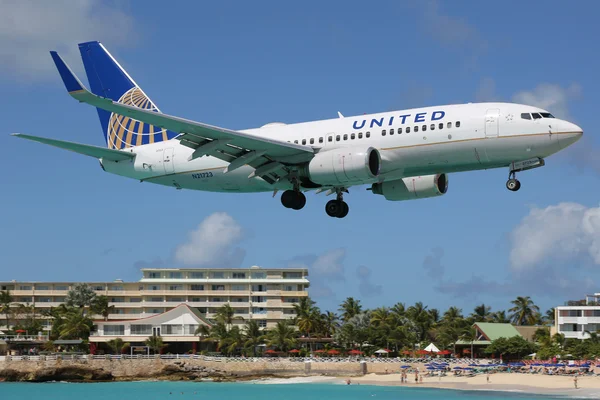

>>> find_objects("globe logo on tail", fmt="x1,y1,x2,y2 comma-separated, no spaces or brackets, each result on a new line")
107,87,169,149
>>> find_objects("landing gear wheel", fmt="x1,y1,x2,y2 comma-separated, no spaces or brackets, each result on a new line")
281,190,306,210
291,192,306,210
325,200,349,218
506,178,521,192
337,201,349,218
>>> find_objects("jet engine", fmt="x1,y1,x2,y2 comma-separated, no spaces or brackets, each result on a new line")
371,174,448,201
304,147,381,186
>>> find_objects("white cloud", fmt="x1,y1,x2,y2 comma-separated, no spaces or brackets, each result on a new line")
175,212,245,267
509,203,600,272
0,0,135,80
512,83,582,119
311,248,346,281
475,78,499,102
421,0,482,48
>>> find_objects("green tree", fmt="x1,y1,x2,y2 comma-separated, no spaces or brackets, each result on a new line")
219,326,244,355
406,302,432,342
266,321,297,352
471,304,492,322
543,308,556,325
108,338,129,354
294,297,321,349
321,311,339,338
146,335,165,354
58,307,93,339
215,304,242,330
0,290,14,330
339,297,362,322
90,296,114,321
508,296,540,325
485,336,536,359
492,310,510,323
65,284,97,309
243,320,265,356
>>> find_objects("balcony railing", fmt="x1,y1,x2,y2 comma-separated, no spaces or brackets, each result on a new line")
0,334,49,342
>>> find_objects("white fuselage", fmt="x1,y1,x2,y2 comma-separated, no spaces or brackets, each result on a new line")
100,102,582,192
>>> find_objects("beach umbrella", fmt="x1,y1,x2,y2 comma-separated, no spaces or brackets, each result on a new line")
288,349,300,353
426,366,436,370
402,350,412,355
348,349,363,355
453,367,462,370
314,349,325,353
328,349,340,355
375,349,389,354
15,330,26,333
438,350,451,355
401,365,411,369
265,349,277,354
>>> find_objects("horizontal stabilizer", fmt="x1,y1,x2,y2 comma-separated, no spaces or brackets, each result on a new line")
12,134,135,161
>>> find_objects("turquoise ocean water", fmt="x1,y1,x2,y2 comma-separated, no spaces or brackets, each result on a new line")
0,382,577,400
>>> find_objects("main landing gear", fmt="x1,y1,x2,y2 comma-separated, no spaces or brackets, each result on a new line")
506,171,521,192
325,189,349,218
281,189,306,210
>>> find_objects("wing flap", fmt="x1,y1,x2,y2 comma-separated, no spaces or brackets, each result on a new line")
12,134,134,161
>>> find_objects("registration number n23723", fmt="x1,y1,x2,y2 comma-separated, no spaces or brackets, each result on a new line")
192,172,214,179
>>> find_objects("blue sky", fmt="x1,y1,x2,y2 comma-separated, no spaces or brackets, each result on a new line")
1,0,599,316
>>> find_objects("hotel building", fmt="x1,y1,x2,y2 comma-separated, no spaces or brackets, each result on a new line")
0,266,309,332
555,292,600,339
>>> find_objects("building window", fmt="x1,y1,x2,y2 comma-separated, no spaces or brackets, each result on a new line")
190,297,203,302
251,272,266,279
258,320,267,328
167,297,184,302
54,285,68,291
231,284,247,291
130,325,152,335
211,272,224,279
19,286,32,291
211,285,225,291
284,285,296,291
148,272,161,279
35,285,49,291
150,297,163,302
109,286,123,291
149,285,161,291
191,284,204,291
163,325,183,335
252,307,267,314
252,296,265,302
251,284,265,292
104,325,125,335
232,272,246,279
211,297,223,303
283,272,302,279
110,297,124,303
169,285,183,291
189,272,204,279
130,298,141,303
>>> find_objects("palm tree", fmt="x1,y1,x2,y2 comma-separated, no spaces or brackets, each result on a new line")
107,338,129,354
406,302,432,342
90,296,114,321
321,311,339,338
442,307,463,324
65,283,97,309
0,290,13,330
509,296,540,325
215,304,242,330
195,324,211,339
492,310,510,323
428,308,440,324
294,297,320,350
58,307,93,339
339,297,362,322
243,320,264,356
543,308,556,325
219,326,244,355
471,304,492,322
267,321,297,352
146,335,164,354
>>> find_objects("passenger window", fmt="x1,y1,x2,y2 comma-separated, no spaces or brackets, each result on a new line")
318,137,323,143
366,132,371,138
328,136,333,142
358,132,363,139
350,133,355,140
382,130,386,136
422,125,427,131
521,113,531,120
309,138,314,144
336,135,340,141
406,127,411,133
430,124,435,130
302,139,306,145
439,123,443,129
414,126,419,132
390,129,394,135
456,121,461,128
447,122,452,128
532,113,542,119
398,127,402,134
294,140,298,144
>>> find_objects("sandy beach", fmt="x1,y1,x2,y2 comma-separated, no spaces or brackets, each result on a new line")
348,372,600,397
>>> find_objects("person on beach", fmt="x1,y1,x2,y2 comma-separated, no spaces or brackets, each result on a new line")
419,374,423,384
573,376,578,389
486,372,490,383
415,371,419,384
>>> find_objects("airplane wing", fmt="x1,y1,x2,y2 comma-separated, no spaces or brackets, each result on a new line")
12,133,134,162
50,51,314,184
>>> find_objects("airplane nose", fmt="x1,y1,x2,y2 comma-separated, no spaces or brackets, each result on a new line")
558,122,583,149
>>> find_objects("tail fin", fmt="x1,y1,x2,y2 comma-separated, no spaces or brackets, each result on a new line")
78,41,177,149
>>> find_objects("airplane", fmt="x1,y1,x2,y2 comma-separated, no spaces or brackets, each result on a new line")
13,41,583,218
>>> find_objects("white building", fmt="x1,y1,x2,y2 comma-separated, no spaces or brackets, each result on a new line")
556,293,600,339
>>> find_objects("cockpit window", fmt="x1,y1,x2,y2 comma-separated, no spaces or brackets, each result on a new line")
521,113,531,120
540,112,555,118
532,113,542,120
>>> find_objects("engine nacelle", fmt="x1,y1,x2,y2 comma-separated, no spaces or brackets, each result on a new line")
371,174,448,201
305,147,381,185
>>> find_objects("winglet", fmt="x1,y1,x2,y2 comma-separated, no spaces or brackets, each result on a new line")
337,111,344,118
49,51,86,93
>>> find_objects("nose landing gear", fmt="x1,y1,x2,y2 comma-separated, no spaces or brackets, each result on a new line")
506,171,521,192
